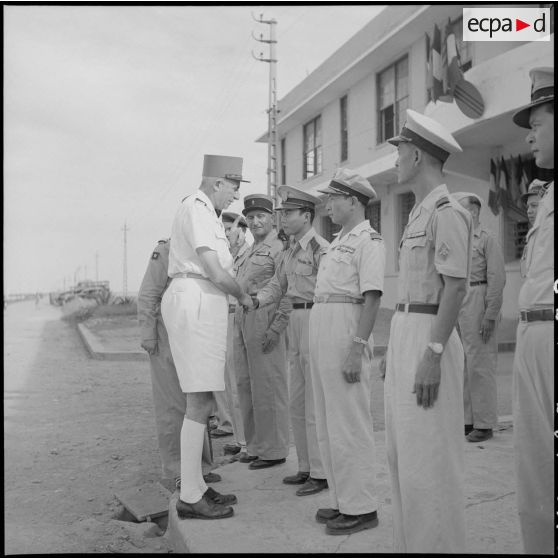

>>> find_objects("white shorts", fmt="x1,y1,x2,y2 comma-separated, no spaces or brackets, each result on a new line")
161,277,228,393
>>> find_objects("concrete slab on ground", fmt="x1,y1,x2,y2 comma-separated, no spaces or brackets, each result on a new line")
77,322,147,361
167,426,521,554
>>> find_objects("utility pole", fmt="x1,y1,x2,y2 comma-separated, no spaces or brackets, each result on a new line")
252,13,278,205
121,221,129,297
95,251,99,281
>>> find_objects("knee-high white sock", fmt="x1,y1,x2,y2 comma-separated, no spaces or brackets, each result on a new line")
180,418,207,503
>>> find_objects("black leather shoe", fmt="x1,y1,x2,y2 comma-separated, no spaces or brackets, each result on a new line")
176,497,234,520
238,453,258,463
248,457,286,470
283,471,310,485
203,472,222,483
326,511,378,535
204,486,237,505
315,508,340,524
224,444,242,455
296,478,328,496
464,424,474,436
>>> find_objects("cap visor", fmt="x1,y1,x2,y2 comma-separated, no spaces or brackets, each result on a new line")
242,206,273,216
386,135,412,146
275,202,305,210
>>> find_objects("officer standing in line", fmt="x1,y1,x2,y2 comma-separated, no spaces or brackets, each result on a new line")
521,179,546,228
511,66,554,555
234,194,291,469
216,211,250,458
308,168,385,536
250,185,330,496
452,192,506,443
137,238,220,488
161,154,253,520
381,109,473,553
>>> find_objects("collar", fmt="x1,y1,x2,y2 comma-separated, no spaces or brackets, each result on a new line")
409,184,449,222
254,229,278,249
297,227,317,251
235,241,250,259
473,223,484,238
333,220,370,243
195,189,217,215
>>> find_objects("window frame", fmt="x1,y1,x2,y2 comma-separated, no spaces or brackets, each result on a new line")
340,95,349,162
376,55,409,145
302,115,323,180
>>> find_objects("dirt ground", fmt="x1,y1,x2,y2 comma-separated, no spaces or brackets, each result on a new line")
4,300,177,554
4,299,517,554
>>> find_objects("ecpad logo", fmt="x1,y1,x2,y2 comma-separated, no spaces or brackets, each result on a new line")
463,8,551,42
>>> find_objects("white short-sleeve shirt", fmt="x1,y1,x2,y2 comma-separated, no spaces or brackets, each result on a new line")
168,189,233,278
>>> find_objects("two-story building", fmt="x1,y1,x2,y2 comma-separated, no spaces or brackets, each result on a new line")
257,4,553,319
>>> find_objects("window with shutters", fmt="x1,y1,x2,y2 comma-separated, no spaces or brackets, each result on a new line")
303,116,322,179
366,200,381,233
340,95,348,162
377,56,409,144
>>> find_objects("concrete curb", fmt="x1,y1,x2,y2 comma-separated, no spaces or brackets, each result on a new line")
77,323,148,362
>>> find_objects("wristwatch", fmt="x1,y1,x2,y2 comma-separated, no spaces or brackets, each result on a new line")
427,342,444,355
353,336,369,345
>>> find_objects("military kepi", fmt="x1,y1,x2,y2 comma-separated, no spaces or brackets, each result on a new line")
452,191,483,206
520,179,547,205
276,185,321,210
202,154,250,182
388,109,462,163
512,67,554,129
317,167,377,205
242,193,274,215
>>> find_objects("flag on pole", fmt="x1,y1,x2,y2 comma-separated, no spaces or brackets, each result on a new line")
488,158,500,215
498,157,510,209
425,33,433,101
446,18,464,94
431,25,443,102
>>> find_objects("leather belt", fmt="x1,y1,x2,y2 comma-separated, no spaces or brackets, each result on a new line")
228,305,237,313
470,280,487,286
313,295,364,304
292,302,313,309
519,308,553,322
396,303,439,315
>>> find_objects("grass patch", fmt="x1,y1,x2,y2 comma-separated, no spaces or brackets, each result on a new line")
90,302,138,319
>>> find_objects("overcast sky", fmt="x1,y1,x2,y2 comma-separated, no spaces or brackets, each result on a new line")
4,4,385,295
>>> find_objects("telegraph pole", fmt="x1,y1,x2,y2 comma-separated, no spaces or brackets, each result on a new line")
121,221,129,297
252,13,278,204
95,251,99,281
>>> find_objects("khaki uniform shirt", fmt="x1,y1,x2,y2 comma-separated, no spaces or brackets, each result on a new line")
518,181,554,311
469,224,506,320
235,229,291,333
168,189,233,278
257,227,330,306
398,184,472,304
314,220,385,299
137,239,171,342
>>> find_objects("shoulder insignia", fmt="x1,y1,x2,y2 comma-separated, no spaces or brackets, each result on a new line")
369,232,383,241
309,237,320,252
435,196,450,210
151,252,160,260
195,197,208,207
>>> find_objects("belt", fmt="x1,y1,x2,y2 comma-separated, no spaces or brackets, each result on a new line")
228,304,237,313
313,295,364,304
174,272,210,281
470,280,487,286
396,302,439,315
292,302,313,309
519,308,553,322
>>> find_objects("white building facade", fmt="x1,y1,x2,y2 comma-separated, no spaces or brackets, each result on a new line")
258,4,553,319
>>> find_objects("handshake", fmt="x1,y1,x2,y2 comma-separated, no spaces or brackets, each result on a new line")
239,293,259,311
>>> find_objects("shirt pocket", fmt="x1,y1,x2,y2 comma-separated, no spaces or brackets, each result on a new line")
402,234,429,275
330,250,355,283
248,250,274,290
